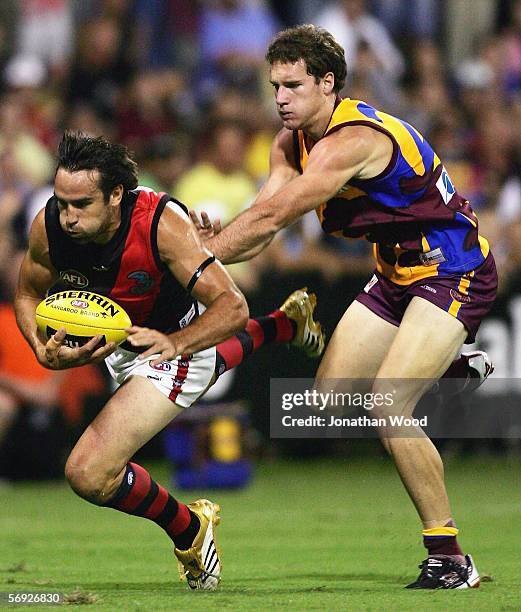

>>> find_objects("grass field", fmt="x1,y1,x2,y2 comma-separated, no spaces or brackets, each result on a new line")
2,454,521,610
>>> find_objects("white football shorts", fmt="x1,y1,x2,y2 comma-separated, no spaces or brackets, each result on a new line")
105,346,217,408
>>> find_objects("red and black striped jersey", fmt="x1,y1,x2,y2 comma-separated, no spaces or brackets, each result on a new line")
45,187,198,336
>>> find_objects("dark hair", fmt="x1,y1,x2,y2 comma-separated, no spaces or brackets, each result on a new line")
266,25,347,93
56,131,139,200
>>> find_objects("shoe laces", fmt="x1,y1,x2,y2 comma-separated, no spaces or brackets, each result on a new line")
418,557,466,583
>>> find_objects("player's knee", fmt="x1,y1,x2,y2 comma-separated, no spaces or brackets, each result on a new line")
64,456,111,503
370,380,416,421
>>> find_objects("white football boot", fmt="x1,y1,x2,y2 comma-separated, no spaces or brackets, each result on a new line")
461,350,494,392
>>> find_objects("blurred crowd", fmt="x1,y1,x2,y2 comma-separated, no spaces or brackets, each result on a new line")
0,0,520,475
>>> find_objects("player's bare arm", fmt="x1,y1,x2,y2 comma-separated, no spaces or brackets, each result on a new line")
254,128,301,202
197,128,299,262
126,202,248,363
15,210,117,369
223,128,301,261
207,125,392,264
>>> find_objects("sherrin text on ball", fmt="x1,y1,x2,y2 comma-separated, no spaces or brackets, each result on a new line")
35,290,131,348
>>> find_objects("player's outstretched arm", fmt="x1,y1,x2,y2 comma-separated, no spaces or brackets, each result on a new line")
190,208,267,263
15,210,117,369
206,126,383,264
193,129,299,263
126,202,249,364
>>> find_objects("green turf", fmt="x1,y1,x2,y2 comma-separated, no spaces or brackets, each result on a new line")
1,454,520,610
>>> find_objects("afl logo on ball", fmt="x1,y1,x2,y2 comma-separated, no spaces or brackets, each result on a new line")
450,289,471,303
71,300,88,309
60,269,89,288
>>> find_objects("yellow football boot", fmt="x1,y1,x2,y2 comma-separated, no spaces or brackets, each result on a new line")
280,287,325,358
174,499,221,591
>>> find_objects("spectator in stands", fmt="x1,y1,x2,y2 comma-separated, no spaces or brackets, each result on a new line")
175,119,256,226
0,93,54,188
65,16,134,121
503,0,521,98
205,86,279,184
0,2,17,89
313,0,405,84
372,0,439,40
63,102,113,139
132,0,198,72
14,0,73,83
115,69,182,156
347,39,403,113
139,133,194,194
197,0,280,99
175,118,258,289
3,53,59,150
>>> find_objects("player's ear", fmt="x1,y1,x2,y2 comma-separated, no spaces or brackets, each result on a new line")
322,72,335,95
110,184,124,206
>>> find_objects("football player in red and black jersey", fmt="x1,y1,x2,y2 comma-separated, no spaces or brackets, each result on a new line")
15,131,325,591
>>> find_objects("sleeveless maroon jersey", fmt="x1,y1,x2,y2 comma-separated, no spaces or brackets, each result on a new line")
45,188,197,336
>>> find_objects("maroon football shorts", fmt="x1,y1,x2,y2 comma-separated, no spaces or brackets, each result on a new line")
355,253,497,343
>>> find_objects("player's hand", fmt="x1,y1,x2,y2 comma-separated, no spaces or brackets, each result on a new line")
125,326,180,366
41,327,117,369
189,210,222,240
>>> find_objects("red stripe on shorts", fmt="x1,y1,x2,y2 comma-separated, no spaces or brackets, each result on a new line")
168,355,190,403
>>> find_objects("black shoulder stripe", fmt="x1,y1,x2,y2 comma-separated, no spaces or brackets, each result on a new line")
150,194,171,270
151,195,191,270
169,197,189,216
44,196,60,270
